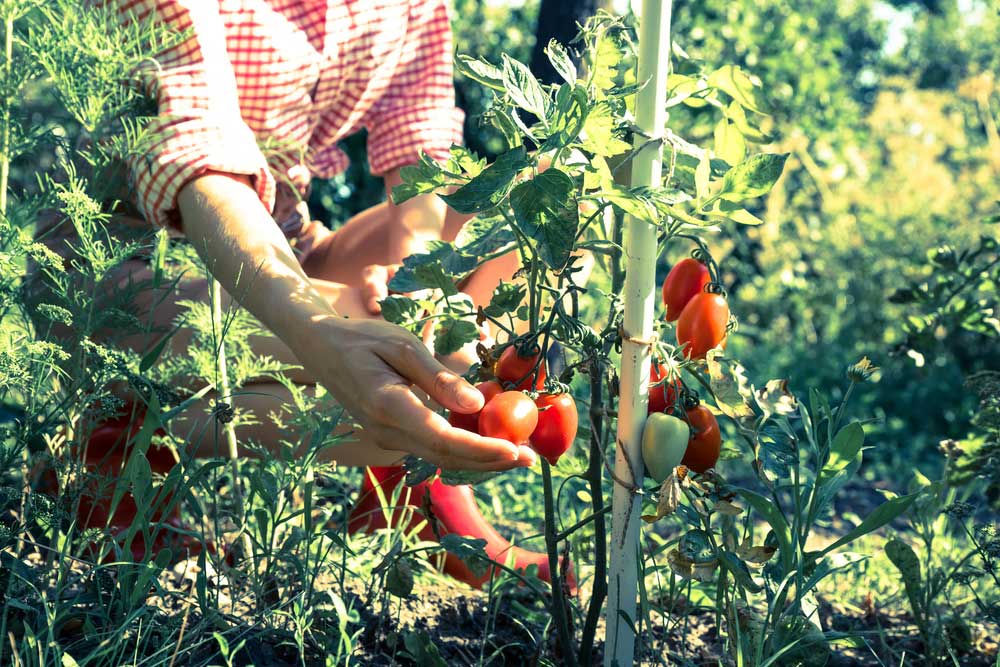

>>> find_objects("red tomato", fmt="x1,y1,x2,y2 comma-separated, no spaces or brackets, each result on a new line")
662,258,711,321
478,391,539,444
495,345,546,390
676,292,730,359
448,380,503,432
530,393,578,465
680,405,722,473
649,361,682,414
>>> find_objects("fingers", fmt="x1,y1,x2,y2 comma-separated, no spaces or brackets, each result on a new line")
374,383,537,471
380,337,484,415
360,264,399,314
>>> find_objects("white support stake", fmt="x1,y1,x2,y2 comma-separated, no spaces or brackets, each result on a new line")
605,1,672,666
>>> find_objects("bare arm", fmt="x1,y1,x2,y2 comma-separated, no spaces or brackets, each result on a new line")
177,172,536,471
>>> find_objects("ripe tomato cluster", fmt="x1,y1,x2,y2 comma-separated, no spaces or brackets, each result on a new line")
448,344,578,465
662,258,730,359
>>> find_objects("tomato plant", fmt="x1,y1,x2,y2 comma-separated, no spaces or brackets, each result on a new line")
495,344,546,390
478,391,539,444
641,412,689,482
679,404,721,473
676,292,730,359
448,380,503,432
530,392,578,465
662,257,710,321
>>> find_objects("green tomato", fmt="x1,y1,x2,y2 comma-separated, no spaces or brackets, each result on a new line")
641,413,690,483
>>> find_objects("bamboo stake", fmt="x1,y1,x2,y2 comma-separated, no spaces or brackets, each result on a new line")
605,2,672,665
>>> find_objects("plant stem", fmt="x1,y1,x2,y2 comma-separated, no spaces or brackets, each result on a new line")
542,459,577,666
210,279,250,562
578,368,609,666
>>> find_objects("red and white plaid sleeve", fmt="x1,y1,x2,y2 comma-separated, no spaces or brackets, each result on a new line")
365,0,465,175
118,0,275,228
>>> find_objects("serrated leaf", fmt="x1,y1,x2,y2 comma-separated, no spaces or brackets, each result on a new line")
440,534,490,578
707,65,764,113
706,350,755,421
717,153,788,202
509,168,579,269
393,152,448,204
544,84,588,149
380,295,422,326
597,186,659,225
580,101,631,157
454,215,516,258
444,145,486,178
545,39,577,85
411,262,458,295
714,118,746,166
439,147,528,214
455,55,505,91
502,54,548,118
484,282,525,317
433,318,479,356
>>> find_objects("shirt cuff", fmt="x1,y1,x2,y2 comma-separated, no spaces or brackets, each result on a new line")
130,114,276,229
367,105,465,175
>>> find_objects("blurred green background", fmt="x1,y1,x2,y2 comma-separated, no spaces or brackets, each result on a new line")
308,0,999,482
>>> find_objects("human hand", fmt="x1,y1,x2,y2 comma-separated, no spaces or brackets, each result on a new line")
307,316,537,471
360,263,401,314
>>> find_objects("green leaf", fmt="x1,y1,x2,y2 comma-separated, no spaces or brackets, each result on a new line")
402,629,448,667
439,147,528,214
706,351,755,421
433,318,479,356
509,168,579,269
380,295,422,327
444,145,486,178
580,101,631,157
695,153,711,200
666,74,707,108
707,65,764,113
723,101,771,143
705,200,764,226
596,185,660,224
502,54,548,119
818,494,918,558
717,153,788,202
455,55,505,91
440,534,490,578
484,282,525,317
590,31,625,95
738,489,793,572
453,215,516,258
415,262,458,296
386,558,415,598
714,118,746,166
393,152,448,204
885,538,924,617
545,39,577,85
679,529,716,564
720,550,763,593
817,423,864,488
544,83,588,149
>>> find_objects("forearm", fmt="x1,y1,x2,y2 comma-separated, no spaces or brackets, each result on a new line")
177,172,335,353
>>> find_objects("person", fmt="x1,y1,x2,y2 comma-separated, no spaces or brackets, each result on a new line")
81,0,538,472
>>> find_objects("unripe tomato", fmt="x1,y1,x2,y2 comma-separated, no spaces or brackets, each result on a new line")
676,292,729,359
495,345,546,390
530,393,578,465
662,258,710,321
478,391,539,444
448,380,503,432
641,413,690,483
680,405,721,473
649,361,682,414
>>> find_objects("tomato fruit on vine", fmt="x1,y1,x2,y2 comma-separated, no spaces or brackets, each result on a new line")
641,413,690,483
680,405,722,473
448,380,503,432
495,345,546,390
478,391,539,444
676,292,729,359
530,393,578,465
662,258,710,321
649,361,682,414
